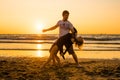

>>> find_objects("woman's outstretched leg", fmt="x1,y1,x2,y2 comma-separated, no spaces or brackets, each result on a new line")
41,45,58,68
51,45,59,65
41,52,53,68
54,54,61,67
52,54,56,65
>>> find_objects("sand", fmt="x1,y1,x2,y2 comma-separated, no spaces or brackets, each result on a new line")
0,57,120,80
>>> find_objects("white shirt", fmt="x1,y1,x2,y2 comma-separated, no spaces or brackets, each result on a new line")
57,20,74,37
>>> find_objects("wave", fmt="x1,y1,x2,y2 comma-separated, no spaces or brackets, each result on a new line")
0,40,53,44
0,34,120,41
0,48,120,51
0,34,57,40
0,40,120,45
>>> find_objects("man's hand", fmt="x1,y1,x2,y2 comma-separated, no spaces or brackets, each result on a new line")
42,25,58,32
42,29,47,32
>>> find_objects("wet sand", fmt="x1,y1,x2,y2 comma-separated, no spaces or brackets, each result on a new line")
0,57,120,80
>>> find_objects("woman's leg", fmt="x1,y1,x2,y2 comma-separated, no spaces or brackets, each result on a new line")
54,53,61,66
41,44,59,68
52,54,56,65
51,45,59,65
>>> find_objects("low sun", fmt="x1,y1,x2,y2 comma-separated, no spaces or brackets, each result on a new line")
37,24,44,30
36,21,45,34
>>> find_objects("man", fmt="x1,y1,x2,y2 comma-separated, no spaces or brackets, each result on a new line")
42,10,81,67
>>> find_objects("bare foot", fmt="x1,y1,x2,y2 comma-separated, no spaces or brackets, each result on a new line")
76,64,83,68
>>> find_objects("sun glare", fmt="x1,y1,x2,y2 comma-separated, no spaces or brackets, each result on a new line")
36,44,43,57
36,21,45,34
37,24,44,30
37,44,42,49
36,51,43,57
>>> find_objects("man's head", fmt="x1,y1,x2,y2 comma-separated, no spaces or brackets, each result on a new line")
62,10,69,21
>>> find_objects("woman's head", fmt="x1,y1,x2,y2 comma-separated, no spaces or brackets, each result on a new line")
75,36,84,50
62,10,69,21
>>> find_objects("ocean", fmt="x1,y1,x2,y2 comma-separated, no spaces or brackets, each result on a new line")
0,34,120,59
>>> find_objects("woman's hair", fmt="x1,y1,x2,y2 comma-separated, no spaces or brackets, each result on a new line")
75,36,84,50
62,10,69,16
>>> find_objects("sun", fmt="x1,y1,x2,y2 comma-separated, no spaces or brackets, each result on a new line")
36,22,45,34
37,24,44,30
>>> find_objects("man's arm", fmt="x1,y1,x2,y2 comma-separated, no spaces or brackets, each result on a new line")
69,22,76,34
42,24,58,32
69,24,77,39
70,27,75,33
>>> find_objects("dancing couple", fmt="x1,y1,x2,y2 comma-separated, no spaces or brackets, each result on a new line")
42,10,84,68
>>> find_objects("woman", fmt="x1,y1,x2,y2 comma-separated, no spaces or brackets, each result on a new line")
41,30,84,68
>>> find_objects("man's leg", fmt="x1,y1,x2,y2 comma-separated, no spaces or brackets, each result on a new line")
72,53,79,64
68,45,81,67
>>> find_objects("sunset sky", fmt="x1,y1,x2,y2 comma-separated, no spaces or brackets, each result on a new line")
0,0,120,34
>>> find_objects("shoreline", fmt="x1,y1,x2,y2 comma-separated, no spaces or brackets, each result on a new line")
0,57,120,80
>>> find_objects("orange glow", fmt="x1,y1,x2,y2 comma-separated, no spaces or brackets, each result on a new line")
36,51,43,57
35,21,45,34
0,0,120,34
36,44,43,57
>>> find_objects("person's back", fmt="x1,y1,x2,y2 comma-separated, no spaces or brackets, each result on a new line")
56,33,73,52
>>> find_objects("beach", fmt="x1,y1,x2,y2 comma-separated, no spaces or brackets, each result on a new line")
0,34,120,80
0,57,120,80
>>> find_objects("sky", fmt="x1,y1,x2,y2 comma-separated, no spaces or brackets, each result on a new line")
0,0,120,34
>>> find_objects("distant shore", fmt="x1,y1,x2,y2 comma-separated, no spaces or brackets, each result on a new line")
0,57,120,80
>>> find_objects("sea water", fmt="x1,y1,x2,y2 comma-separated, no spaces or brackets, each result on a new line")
0,34,120,59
